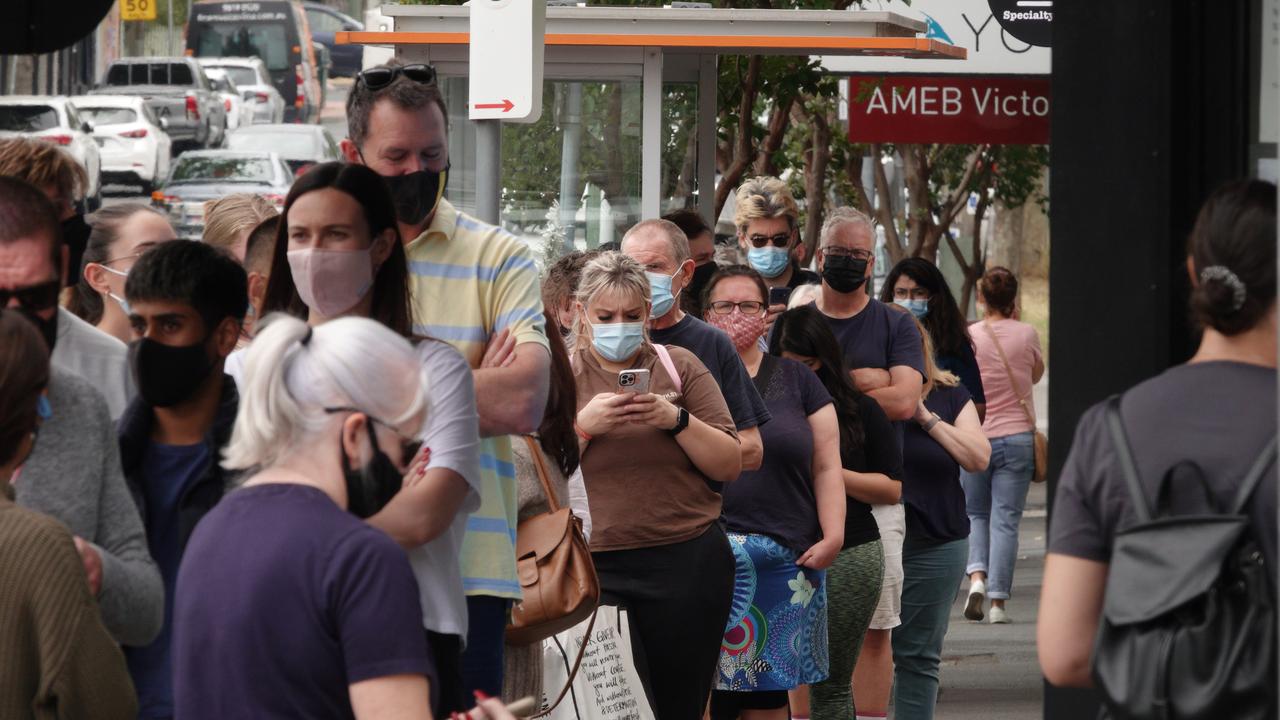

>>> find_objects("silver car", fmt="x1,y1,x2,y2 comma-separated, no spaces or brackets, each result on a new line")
155,150,292,239
197,57,285,125
225,123,340,175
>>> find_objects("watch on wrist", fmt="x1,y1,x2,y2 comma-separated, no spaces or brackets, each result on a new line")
667,407,690,436
921,413,941,432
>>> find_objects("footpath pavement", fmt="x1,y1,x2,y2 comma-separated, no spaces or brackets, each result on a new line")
931,480,1046,720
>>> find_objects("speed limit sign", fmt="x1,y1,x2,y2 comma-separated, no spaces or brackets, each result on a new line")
121,0,157,21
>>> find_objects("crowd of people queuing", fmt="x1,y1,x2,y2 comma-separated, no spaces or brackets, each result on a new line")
0,58,1273,720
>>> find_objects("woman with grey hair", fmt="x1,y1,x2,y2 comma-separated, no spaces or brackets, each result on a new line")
571,251,742,719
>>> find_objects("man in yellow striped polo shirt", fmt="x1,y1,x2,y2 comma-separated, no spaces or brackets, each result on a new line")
342,63,551,706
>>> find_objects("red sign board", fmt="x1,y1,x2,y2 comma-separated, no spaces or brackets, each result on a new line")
846,74,1051,145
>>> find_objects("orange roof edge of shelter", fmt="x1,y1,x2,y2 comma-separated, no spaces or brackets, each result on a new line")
335,32,965,60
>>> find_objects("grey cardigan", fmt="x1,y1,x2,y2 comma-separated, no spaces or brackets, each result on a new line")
15,368,164,647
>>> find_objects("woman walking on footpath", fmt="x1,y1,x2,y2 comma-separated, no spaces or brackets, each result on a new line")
770,305,903,720
893,320,990,719
1040,180,1277,691
571,252,741,720
961,267,1044,624
702,268,846,720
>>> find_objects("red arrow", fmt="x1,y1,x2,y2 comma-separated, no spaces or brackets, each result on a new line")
474,99,515,112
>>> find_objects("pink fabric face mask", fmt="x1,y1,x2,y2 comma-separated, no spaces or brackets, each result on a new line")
287,247,375,318
707,308,768,352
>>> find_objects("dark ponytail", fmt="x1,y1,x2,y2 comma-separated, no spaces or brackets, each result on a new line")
1188,180,1276,336
769,304,865,453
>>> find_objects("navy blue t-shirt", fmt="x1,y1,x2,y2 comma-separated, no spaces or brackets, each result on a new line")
839,393,903,548
902,383,973,546
127,441,210,720
723,355,832,554
937,340,986,406
821,299,926,381
650,314,771,431
173,483,435,720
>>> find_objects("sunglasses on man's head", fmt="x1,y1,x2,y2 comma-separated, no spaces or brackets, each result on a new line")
357,64,438,91
0,280,61,312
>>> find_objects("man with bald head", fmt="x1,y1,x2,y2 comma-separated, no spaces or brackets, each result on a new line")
621,218,769,472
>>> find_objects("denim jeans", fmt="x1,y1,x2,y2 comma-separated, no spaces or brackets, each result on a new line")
891,538,968,720
960,432,1035,599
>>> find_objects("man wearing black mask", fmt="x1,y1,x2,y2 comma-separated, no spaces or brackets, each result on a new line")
116,239,246,720
340,61,551,704
0,176,163,648
663,208,720,318
813,206,925,717
0,137,136,420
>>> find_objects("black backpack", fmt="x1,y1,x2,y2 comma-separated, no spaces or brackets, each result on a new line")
1092,396,1278,719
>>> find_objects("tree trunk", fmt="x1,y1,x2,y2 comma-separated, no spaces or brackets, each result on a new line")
714,55,762,219
800,103,832,261
955,186,991,315
870,144,904,265
753,94,796,177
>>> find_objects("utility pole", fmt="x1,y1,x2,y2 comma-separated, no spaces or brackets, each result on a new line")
168,0,175,55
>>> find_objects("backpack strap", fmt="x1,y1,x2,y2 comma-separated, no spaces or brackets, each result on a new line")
1104,395,1153,523
1231,435,1279,515
652,343,683,394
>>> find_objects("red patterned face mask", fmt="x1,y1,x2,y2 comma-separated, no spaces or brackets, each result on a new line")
707,308,768,352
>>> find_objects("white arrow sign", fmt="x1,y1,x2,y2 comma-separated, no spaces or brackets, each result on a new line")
469,0,546,123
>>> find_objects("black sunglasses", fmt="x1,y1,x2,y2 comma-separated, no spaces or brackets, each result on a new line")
357,64,438,91
749,232,793,249
0,280,61,312
324,406,424,462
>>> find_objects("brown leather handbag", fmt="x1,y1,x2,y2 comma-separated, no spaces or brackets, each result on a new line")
506,436,600,646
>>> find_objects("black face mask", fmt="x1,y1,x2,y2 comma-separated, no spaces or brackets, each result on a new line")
382,164,450,227
60,214,92,287
18,307,59,353
822,255,869,294
129,337,216,408
341,421,404,519
688,261,718,302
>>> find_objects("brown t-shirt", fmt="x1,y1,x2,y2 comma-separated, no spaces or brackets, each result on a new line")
574,343,738,552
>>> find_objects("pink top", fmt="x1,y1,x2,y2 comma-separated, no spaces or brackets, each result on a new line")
969,318,1043,439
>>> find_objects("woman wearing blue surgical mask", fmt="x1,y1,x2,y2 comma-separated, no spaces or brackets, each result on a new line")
570,251,742,720
881,258,986,422
68,204,177,344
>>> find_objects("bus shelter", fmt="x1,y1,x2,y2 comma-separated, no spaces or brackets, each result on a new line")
338,5,962,251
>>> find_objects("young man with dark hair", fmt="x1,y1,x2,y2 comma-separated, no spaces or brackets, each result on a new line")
0,175,163,648
341,62,552,701
118,240,247,720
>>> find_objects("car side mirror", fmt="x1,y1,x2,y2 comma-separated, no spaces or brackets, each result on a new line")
159,116,170,130
81,122,93,134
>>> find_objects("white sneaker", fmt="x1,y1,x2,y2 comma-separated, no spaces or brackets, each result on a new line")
964,580,986,621
989,605,1010,624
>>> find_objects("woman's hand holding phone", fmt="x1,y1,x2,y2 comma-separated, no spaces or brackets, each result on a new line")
576,392,635,437
622,392,679,430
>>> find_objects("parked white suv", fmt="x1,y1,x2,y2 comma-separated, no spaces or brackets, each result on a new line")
71,95,173,194
197,57,285,125
0,96,103,210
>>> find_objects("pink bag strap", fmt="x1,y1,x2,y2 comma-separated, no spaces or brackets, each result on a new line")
652,343,682,394
569,344,683,394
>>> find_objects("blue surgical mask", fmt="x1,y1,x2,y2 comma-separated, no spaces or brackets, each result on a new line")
590,322,645,363
747,246,791,278
646,269,682,318
894,298,929,319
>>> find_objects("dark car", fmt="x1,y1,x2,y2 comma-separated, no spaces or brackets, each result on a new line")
224,123,340,174
303,2,364,78
186,0,323,123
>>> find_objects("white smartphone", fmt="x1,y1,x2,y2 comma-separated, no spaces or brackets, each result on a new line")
617,368,651,394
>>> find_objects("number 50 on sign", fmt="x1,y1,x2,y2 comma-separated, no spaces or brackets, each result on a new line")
122,0,157,21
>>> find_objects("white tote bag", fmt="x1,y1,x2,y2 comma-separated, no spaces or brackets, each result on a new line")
538,606,656,720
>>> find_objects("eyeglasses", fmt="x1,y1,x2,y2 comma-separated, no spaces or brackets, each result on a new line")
821,246,873,261
324,406,423,462
709,300,766,315
748,232,793,249
356,64,437,91
893,287,931,301
0,280,61,312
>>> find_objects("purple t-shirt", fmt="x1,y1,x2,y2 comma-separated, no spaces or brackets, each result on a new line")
902,383,973,546
722,355,833,554
172,484,434,719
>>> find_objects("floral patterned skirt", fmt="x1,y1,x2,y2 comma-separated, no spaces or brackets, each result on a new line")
715,532,829,692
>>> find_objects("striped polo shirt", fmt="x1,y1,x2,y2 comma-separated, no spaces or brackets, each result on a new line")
406,198,549,599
